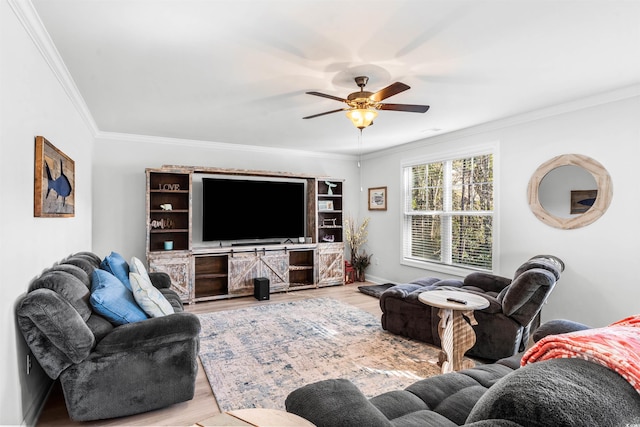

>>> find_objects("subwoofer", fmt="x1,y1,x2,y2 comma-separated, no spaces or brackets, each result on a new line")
253,277,270,300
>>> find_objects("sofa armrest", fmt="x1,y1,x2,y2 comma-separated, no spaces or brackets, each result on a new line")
17,289,96,379
95,312,200,354
464,272,512,293
149,272,171,289
532,319,591,342
285,379,391,427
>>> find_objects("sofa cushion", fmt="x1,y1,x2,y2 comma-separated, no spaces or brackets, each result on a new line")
463,272,512,294
86,313,114,341
405,364,514,425
286,378,391,427
90,270,148,325
130,272,175,317
467,358,640,425
47,264,91,288
531,319,591,342
513,256,563,281
391,409,457,426
72,251,102,267
29,271,92,321
100,251,132,291
500,269,556,317
62,256,98,277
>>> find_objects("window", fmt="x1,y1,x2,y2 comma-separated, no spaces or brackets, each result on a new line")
403,153,494,271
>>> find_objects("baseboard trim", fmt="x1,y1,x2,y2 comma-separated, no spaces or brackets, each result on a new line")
22,379,54,427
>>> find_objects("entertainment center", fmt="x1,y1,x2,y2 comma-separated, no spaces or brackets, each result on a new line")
146,166,345,303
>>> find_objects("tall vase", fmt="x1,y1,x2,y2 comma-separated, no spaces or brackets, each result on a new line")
356,269,366,282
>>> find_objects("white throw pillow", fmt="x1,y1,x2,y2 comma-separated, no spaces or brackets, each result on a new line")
129,272,175,317
130,256,151,281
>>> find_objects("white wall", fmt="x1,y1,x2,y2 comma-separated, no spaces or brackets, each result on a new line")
361,91,640,327
92,135,360,262
0,2,94,425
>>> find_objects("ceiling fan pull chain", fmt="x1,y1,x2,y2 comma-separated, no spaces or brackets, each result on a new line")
358,131,363,192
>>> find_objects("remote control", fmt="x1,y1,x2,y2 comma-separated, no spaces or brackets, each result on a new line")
446,297,468,305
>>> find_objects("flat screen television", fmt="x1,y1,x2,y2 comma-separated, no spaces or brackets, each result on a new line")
202,177,306,245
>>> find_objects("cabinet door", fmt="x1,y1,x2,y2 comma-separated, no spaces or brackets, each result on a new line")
260,250,289,292
317,242,344,286
148,252,192,302
228,253,261,295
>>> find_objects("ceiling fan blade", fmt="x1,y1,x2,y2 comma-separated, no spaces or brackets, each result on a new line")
303,108,347,119
379,103,430,113
371,82,410,102
306,91,348,103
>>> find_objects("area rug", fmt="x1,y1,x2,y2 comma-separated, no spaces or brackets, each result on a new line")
358,283,395,298
198,297,450,411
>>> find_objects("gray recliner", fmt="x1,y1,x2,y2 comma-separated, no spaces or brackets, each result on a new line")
16,252,201,421
380,255,564,361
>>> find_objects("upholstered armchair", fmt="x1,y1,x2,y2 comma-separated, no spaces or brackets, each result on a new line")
16,252,201,421
380,255,564,360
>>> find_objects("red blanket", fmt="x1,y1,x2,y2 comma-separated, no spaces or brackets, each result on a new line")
522,314,640,394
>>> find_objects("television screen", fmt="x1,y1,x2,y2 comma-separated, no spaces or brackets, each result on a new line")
202,177,306,243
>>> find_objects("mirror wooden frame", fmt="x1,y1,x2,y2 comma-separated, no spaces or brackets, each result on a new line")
527,154,612,229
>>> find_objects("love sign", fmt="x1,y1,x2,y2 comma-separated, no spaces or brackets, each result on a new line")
159,183,180,191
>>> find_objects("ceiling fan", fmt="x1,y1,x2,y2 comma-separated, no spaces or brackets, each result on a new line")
303,76,430,130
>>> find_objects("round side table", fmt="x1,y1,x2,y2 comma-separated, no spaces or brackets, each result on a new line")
418,290,489,374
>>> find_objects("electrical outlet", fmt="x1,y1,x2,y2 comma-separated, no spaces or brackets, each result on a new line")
374,257,379,266
26,354,32,375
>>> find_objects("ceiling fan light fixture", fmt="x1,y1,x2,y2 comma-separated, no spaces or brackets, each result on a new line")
346,108,378,130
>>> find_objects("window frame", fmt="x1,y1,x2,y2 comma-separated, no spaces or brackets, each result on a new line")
400,143,499,277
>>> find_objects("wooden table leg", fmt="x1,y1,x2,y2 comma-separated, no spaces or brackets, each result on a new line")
437,308,479,373
436,308,454,373
453,310,478,371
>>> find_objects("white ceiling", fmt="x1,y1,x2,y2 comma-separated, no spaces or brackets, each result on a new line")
30,0,640,155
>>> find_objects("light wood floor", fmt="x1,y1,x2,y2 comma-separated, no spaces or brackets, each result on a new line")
36,283,382,426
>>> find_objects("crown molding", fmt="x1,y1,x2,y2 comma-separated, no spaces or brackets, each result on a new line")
365,83,640,160
95,131,357,161
9,0,99,135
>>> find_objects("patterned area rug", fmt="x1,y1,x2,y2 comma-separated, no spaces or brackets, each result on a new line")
198,297,449,411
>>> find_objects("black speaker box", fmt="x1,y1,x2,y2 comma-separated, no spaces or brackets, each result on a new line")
254,277,270,300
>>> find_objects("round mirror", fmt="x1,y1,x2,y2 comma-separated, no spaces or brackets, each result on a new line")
528,154,613,229
538,165,597,218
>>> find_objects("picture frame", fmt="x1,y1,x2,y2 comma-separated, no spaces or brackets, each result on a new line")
318,200,334,211
34,136,75,217
368,186,387,211
570,189,597,214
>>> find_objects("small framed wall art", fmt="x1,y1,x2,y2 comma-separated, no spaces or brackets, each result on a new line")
368,186,387,211
570,189,597,214
318,200,334,211
34,136,75,217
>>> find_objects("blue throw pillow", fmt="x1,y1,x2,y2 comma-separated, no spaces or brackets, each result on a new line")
100,251,132,291
90,270,148,325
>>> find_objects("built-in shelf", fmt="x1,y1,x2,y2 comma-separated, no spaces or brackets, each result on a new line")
317,180,343,245
146,167,345,303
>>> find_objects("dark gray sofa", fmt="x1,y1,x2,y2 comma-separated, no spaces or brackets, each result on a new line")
286,320,640,426
380,255,564,361
15,251,201,421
